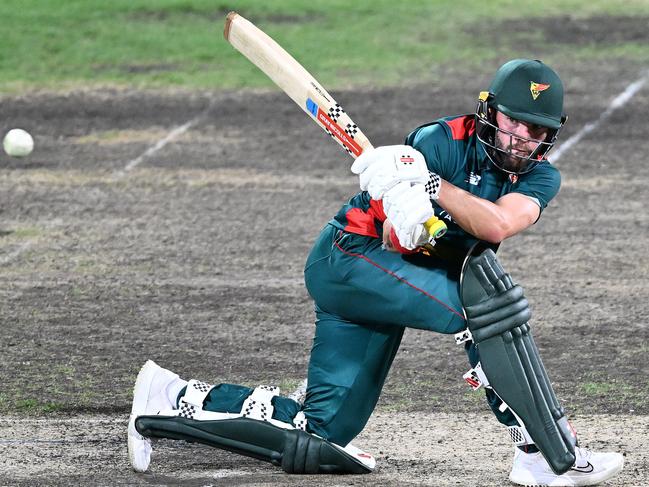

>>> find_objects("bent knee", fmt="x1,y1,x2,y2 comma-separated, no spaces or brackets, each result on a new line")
302,386,368,446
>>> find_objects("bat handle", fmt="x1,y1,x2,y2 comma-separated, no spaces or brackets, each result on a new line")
424,216,447,239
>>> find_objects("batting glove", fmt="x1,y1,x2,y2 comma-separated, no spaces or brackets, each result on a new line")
351,145,430,200
382,181,435,250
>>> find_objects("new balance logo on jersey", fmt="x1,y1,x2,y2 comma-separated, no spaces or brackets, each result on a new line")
437,210,455,223
467,172,481,185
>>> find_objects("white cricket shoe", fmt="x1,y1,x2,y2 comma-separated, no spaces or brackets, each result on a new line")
509,446,624,486
127,360,180,472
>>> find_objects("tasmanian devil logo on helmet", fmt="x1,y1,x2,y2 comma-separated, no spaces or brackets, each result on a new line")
530,81,551,100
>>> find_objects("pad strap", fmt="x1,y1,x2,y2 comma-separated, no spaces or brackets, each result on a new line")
182,379,214,407
454,329,473,345
462,362,490,390
293,411,308,431
178,379,242,421
241,385,279,422
498,400,535,446
176,383,297,429
509,425,535,446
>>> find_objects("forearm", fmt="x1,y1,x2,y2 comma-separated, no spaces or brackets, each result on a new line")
436,180,511,243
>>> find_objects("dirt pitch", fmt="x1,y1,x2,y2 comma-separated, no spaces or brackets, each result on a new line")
1,58,648,486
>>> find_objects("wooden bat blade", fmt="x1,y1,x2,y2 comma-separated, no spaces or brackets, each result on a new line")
224,11,371,158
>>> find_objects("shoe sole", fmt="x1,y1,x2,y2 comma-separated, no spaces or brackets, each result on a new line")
127,360,158,472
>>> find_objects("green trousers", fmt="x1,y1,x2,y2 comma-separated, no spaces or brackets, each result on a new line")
191,224,515,446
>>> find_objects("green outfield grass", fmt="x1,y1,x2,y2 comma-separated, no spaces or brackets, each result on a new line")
1,0,648,92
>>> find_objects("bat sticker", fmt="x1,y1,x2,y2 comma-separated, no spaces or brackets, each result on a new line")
306,98,319,117
306,98,362,157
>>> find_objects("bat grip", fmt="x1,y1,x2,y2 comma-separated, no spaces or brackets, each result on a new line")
424,216,447,239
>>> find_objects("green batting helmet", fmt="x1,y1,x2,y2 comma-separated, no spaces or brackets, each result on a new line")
476,59,567,174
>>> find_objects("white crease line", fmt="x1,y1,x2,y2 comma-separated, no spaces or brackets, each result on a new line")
551,69,649,163
0,417,124,424
211,470,250,479
0,440,70,444
3,276,305,289
0,242,32,266
113,100,214,179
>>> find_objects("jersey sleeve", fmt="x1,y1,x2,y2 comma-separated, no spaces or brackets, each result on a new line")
514,162,561,212
405,123,455,178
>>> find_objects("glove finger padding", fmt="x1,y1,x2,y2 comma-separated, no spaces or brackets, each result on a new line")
383,182,434,249
358,161,385,192
382,181,411,216
384,182,434,226
350,146,384,175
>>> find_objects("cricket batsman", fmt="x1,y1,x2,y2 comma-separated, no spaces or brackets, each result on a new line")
127,59,624,486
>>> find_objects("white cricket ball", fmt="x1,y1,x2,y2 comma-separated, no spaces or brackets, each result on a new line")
3,128,34,157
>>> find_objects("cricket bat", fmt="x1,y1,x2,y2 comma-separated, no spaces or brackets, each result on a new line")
223,12,446,239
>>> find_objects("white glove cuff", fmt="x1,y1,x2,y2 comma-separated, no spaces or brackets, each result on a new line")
425,172,442,201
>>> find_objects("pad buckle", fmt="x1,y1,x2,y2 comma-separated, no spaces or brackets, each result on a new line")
462,362,489,390
454,329,473,345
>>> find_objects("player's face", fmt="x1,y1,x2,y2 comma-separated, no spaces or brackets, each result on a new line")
494,111,549,172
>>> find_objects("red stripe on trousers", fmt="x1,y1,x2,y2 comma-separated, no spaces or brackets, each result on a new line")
334,240,465,320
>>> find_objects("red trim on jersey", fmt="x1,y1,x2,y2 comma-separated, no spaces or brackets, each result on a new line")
343,208,379,237
333,240,466,320
368,198,386,221
343,199,387,238
446,116,475,140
